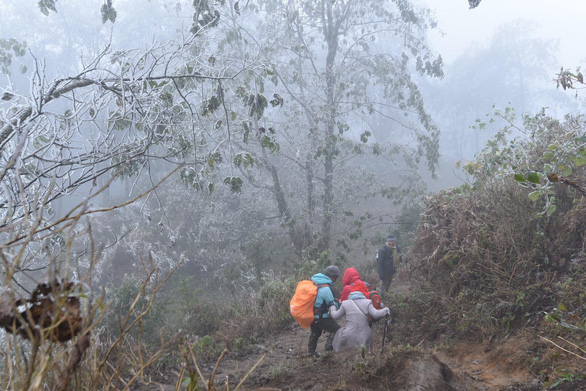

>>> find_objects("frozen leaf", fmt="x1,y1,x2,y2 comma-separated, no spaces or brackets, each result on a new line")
528,191,540,202
546,205,556,216
574,156,586,167
526,171,540,184
101,4,109,23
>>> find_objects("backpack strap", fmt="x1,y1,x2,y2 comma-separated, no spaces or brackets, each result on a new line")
350,299,369,320
314,283,333,318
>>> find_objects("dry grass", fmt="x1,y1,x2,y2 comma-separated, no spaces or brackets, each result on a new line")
394,116,586,381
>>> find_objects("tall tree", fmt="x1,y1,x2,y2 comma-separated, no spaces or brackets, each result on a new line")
0,1,265,386
235,0,443,254
0,0,268,335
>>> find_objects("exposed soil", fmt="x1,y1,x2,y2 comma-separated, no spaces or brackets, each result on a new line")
138,321,559,391
233,325,533,391
138,277,584,391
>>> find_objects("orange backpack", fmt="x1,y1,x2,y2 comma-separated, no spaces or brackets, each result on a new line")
366,283,382,309
290,280,319,328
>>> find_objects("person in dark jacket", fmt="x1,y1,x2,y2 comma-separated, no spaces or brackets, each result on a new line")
377,234,402,294
307,265,341,357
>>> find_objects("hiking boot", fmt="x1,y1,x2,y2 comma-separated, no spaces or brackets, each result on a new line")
308,351,321,358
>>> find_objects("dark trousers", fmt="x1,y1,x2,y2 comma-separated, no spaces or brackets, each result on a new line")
380,272,394,295
308,317,340,354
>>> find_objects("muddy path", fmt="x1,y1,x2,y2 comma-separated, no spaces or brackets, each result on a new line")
240,324,537,391
204,277,538,391
139,276,582,390
140,320,544,391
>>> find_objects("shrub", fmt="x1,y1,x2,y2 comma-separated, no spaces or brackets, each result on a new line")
404,111,585,346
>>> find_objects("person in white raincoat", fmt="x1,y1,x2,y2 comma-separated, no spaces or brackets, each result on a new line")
328,280,390,352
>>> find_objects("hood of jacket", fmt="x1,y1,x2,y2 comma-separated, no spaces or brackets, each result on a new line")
342,267,361,286
311,273,333,285
348,291,367,300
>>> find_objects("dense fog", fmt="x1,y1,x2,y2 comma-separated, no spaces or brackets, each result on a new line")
1,0,582,287
0,2,585,388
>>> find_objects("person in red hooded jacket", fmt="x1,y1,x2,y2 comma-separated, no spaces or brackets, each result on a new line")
340,267,365,302
329,280,390,352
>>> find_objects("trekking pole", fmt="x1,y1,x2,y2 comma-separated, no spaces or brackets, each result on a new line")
381,313,390,354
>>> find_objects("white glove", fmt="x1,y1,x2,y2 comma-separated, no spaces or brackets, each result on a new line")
383,307,391,316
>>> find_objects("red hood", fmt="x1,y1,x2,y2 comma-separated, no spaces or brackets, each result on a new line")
342,267,361,286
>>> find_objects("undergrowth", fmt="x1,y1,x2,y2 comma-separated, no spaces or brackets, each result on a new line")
397,112,585,382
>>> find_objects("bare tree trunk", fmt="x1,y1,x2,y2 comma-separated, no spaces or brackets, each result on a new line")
304,146,315,248
320,0,339,252
252,115,303,255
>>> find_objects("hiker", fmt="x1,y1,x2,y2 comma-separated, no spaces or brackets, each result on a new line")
340,267,366,302
377,234,402,294
328,281,390,352
340,267,383,326
308,265,341,357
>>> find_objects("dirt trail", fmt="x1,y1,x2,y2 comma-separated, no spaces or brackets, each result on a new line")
149,321,541,391
140,277,544,390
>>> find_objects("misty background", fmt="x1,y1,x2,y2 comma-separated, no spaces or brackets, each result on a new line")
1,0,583,295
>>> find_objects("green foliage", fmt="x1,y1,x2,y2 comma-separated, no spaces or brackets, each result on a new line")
247,93,268,118
193,335,223,362
223,176,243,192
545,371,584,389
295,251,333,277
360,130,371,143
181,372,199,391
260,134,280,152
107,275,145,317
111,154,145,179
390,203,425,250
102,274,165,346
407,139,584,337
149,273,297,351
464,109,586,218
544,303,586,332
207,151,223,167
468,0,482,9
36,0,118,24
269,93,283,107
0,38,27,75
233,152,254,168
100,1,117,23
400,107,586,389
232,337,247,352
202,96,221,116
556,66,584,91
37,0,57,16
167,277,226,338
256,277,294,326
191,0,222,34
